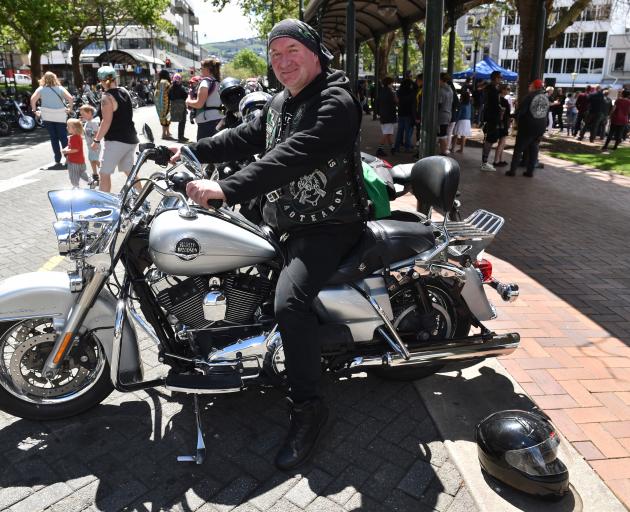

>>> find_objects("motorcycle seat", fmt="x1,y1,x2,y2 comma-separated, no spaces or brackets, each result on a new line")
327,219,436,285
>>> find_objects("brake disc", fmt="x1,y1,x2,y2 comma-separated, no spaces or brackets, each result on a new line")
8,332,93,398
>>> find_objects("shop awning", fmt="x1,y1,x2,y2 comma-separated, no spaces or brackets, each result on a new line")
96,50,164,66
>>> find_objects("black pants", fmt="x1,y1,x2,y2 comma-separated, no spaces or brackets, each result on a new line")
604,124,625,149
510,130,542,173
552,108,563,130
275,222,364,403
574,111,586,135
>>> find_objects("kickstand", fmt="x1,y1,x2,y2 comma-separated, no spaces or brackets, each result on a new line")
177,394,206,464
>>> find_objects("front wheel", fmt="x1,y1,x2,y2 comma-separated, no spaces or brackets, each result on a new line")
0,318,114,420
370,278,472,381
17,114,36,131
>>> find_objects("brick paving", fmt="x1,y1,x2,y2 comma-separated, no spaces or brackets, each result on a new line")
363,117,630,509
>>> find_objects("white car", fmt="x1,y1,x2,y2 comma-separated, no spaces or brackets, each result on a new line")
0,73,32,85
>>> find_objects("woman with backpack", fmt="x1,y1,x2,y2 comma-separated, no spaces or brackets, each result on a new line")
186,57,223,140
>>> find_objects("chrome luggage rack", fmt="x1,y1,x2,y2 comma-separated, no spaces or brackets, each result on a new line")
445,209,504,258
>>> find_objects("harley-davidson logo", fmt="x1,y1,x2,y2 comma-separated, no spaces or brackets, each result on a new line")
175,238,200,260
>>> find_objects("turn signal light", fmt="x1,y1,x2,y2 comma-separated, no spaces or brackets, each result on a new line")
473,258,493,283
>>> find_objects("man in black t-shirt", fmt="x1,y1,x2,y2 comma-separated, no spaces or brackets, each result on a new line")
480,71,503,172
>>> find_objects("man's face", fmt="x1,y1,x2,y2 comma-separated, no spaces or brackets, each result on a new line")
269,37,321,96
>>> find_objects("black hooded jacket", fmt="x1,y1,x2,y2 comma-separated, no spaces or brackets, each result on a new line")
189,69,367,234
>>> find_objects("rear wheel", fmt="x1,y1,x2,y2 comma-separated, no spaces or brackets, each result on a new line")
370,278,472,381
0,119,10,136
0,318,114,420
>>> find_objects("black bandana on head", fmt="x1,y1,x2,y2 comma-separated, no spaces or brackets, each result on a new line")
268,19,333,66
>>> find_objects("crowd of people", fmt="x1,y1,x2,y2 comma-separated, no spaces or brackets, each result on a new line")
368,69,629,178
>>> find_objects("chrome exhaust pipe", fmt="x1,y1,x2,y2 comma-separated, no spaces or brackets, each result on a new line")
348,332,520,369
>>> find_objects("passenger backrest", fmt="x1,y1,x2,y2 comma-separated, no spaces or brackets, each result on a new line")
410,156,460,216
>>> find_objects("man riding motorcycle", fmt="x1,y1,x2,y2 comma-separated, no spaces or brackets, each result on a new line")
172,18,368,470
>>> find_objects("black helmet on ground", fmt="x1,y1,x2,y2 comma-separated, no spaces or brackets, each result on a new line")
219,77,246,114
475,409,570,499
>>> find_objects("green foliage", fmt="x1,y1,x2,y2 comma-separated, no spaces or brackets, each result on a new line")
231,48,267,76
222,62,251,80
209,0,299,38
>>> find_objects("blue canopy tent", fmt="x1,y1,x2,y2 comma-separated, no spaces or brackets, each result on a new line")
452,56,518,81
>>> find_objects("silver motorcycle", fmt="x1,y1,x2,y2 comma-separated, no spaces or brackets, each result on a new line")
0,127,520,463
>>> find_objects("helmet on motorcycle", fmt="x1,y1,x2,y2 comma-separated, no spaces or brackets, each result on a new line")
219,77,246,114
97,66,117,81
475,410,570,498
239,91,272,123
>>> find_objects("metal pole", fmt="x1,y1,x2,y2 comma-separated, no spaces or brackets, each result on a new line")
472,40,479,89
267,0,278,90
299,0,304,22
447,5,456,75
530,0,547,81
420,0,443,159
402,23,410,75
373,35,380,120
346,0,356,90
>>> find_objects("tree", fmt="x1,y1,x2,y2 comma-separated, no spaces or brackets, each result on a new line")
58,0,172,88
209,0,299,38
0,0,67,89
514,0,591,101
231,48,267,77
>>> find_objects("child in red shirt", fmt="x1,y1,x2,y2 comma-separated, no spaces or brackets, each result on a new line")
62,119,93,187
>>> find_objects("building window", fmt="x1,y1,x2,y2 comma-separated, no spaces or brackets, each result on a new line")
504,13,519,25
464,46,472,60
564,58,576,73
581,6,596,21
544,59,550,73
595,32,607,47
554,35,565,48
613,52,626,71
552,59,563,73
597,3,611,20
579,58,590,74
581,32,593,48
566,33,579,48
467,17,475,30
590,58,603,74
502,35,516,49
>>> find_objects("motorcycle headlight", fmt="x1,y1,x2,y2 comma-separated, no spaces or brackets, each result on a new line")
48,189,121,256
53,220,83,255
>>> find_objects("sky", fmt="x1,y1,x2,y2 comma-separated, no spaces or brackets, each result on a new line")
188,0,258,43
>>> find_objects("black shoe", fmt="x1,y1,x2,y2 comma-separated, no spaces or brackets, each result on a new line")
523,171,534,177
46,162,65,170
275,398,329,471
505,169,516,176
177,137,189,142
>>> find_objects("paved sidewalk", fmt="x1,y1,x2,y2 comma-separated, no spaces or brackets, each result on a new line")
361,115,630,508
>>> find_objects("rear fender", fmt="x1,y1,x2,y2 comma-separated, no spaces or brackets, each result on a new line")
0,272,143,384
460,267,496,321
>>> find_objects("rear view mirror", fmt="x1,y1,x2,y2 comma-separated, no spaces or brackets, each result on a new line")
142,123,154,143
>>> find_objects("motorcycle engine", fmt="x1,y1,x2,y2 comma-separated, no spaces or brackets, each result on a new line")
153,271,273,328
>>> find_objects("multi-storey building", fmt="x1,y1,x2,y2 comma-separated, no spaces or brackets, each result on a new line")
455,7,502,70
496,0,629,90
40,0,206,88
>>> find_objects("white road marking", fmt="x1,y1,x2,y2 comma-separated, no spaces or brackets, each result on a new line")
0,166,48,193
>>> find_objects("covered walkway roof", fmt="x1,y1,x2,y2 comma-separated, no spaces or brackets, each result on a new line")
304,0,480,52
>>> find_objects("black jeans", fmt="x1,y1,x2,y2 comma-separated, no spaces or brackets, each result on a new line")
574,111,586,135
274,222,364,402
510,130,542,173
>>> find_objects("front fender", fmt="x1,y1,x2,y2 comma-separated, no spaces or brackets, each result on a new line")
0,271,143,384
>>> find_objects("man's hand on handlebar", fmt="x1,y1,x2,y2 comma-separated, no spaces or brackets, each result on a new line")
169,146,182,164
186,179,226,207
